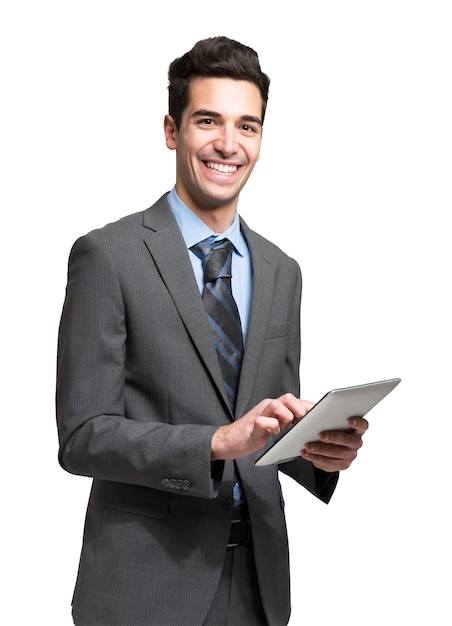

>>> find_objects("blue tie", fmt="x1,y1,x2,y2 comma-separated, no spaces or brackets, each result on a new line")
191,238,243,412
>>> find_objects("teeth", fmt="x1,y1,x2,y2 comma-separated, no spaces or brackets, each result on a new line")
206,162,237,174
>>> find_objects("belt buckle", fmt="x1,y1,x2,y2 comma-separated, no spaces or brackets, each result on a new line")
227,517,250,548
227,519,241,548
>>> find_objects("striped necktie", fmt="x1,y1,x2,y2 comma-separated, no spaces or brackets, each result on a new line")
190,238,243,412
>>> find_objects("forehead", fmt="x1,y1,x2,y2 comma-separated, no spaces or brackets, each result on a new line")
185,76,263,120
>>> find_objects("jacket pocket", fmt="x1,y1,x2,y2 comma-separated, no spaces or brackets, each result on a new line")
265,320,290,340
91,479,171,519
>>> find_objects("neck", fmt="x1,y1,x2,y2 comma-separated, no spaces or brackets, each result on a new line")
175,188,238,232
195,208,236,233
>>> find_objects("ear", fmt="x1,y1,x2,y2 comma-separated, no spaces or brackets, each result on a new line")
164,114,177,150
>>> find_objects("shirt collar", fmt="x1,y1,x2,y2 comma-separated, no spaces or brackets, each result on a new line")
167,187,245,256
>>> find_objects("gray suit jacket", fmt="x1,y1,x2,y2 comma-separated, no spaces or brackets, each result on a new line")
56,193,338,626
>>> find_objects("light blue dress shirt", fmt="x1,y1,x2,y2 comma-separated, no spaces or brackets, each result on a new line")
167,187,252,506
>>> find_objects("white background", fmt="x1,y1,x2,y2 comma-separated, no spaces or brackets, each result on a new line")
1,1,451,624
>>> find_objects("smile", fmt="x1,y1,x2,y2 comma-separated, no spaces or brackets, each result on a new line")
205,161,238,174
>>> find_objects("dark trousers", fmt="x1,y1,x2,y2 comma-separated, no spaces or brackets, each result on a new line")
203,544,268,626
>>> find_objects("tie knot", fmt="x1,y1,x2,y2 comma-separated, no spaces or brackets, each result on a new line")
191,238,233,283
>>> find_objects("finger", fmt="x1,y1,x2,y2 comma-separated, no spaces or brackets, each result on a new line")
254,415,284,437
347,416,369,435
277,393,315,419
318,430,364,450
300,448,355,472
260,398,296,428
304,438,359,458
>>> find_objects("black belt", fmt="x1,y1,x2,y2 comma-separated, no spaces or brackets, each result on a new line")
227,511,251,548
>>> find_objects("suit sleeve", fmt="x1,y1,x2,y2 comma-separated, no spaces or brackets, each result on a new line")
279,459,339,503
56,233,223,498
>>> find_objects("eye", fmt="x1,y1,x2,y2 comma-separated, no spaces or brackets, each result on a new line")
241,123,258,134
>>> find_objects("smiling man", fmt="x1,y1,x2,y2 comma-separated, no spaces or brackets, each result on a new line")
56,36,368,626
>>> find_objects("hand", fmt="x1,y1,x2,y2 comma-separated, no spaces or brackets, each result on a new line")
211,393,314,461
300,416,369,472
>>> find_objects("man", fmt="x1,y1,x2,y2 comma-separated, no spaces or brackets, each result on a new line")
56,36,368,626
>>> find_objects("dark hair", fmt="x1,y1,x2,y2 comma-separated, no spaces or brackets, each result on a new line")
168,36,270,129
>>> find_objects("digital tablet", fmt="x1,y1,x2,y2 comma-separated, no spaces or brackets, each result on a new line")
255,378,401,467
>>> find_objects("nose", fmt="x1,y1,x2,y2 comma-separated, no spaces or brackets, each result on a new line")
212,124,238,157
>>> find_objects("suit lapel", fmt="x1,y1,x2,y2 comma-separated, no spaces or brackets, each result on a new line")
142,197,276,420
235,222,276,417
142,195,230,409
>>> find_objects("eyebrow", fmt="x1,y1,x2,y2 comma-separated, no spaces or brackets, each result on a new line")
191,109,263,127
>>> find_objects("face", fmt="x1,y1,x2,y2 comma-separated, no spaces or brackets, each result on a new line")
164,76,263,220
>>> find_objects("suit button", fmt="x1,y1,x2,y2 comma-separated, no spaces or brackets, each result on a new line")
222,496,234,510
182,480,191,491
161,478,170,487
